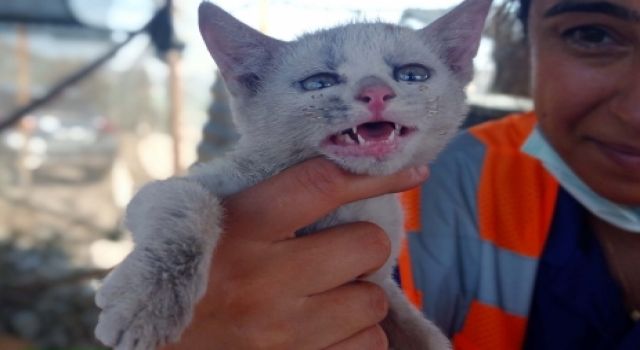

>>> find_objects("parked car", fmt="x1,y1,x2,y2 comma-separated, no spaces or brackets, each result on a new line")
0,110,118,182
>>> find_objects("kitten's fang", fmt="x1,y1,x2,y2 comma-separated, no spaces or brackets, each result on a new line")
326,121,416,154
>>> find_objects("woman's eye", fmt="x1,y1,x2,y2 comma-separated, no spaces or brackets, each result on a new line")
394,64,431,82
300,73,340,91
562,25,618,49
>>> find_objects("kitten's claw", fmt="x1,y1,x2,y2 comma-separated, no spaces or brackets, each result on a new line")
95,247,203,350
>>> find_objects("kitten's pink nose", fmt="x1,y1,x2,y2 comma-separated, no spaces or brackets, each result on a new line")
356,84,396,111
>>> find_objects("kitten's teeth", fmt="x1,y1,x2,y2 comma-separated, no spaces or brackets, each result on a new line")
345,134,356,144
386,130,396,142
357,134,366,145
394,123,401,133
338,133,355,145
351,127,358,135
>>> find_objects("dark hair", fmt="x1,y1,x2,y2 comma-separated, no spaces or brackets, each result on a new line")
517,0,532,30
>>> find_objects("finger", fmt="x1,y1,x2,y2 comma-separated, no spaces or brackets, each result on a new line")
322,325,388,350
223,157,429,241
273,222,391,295
300,281,389,350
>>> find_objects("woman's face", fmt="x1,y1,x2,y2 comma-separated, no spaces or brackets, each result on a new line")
528,0,640,205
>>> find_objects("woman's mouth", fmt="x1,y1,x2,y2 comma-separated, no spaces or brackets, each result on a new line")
590,138,640,171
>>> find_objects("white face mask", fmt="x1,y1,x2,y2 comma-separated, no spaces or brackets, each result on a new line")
522,127,640,233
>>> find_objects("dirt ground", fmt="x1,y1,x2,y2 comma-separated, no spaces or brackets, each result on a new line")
0,173,120,349
0,132,157,349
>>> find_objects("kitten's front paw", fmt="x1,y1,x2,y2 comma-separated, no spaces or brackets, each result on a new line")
95,243,207,350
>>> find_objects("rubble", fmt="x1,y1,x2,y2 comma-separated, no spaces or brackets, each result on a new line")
0,237,111,349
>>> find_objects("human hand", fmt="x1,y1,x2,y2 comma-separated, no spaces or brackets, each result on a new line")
162,158,429,350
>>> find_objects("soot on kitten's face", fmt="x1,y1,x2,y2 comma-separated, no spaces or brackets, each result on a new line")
280,37,452,175
317,76,420,160
300,64,426,160
199,0,492,175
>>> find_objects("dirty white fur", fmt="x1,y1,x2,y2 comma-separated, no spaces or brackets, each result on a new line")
95,0,491,349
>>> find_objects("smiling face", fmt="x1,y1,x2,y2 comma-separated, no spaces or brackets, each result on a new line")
528,0,640,204
199,0,491,175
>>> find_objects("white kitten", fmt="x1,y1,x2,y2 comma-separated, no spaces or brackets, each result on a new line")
95,0,492,349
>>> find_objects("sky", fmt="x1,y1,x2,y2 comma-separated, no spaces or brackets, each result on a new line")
175,0,464,73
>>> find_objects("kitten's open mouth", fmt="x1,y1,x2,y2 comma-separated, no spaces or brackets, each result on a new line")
324,121,416,157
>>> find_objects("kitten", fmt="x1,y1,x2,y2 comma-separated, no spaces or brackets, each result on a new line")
95,0,492,349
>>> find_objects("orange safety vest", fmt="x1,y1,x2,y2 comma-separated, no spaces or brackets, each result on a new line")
399,112,559,349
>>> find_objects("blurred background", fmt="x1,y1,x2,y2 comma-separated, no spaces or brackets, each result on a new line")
0,0,530,348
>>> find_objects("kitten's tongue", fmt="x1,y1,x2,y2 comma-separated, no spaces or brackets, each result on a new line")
357,122,395,141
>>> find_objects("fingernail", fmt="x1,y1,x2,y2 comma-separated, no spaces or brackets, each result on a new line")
413,165,429,179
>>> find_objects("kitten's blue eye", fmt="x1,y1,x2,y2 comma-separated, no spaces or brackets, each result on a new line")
300,73,340,91
394,64,431,82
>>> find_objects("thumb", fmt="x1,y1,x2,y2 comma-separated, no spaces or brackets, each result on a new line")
222,158,429,241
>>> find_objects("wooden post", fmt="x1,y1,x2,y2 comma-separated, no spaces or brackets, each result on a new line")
16,24,33,190
167,48,183,175
16,25,30,105
166,0,184,176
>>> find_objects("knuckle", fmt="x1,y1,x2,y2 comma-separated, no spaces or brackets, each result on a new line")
295,160,347,201
219,280,266,323
227,299,295,350
363,283,389,321
354,223,391,258
244,321,293,350
223,291,257,323
219,280,297,350
368,325,389,350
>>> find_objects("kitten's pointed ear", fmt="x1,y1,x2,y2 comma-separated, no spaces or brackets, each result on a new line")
420,0,492,84
198,2,286,96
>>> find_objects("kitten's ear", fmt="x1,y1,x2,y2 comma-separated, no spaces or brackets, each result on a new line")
198,2,286,96
420,0,492,84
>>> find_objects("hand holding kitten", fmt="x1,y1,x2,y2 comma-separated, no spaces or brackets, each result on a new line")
163,158,430,350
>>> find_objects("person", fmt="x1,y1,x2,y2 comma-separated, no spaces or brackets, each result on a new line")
165,0,640,349
398,0,640,347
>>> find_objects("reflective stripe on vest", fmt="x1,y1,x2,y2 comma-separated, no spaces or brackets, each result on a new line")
399,113,559,349
399,187,423,308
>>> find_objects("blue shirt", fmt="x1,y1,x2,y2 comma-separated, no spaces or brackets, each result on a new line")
524,188,640,349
